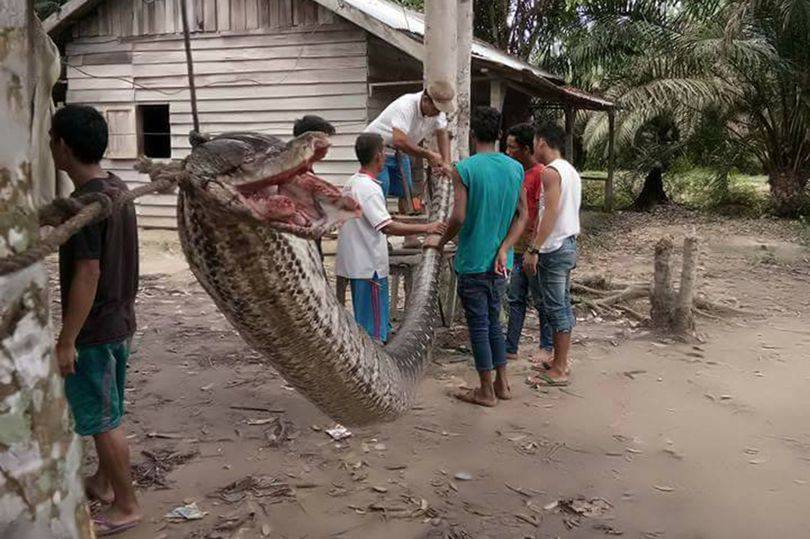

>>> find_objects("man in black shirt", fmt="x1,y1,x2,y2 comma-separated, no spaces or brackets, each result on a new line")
292,114,336,262
51,105,141,535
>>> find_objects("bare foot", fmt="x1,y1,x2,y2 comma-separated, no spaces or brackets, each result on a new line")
494,376,512,400
84,476,114,505
454,387,497,407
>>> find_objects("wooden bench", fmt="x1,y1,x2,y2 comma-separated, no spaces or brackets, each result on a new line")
335,246,459,328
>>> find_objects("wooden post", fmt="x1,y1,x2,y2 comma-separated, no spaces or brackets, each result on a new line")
606,109,616,212
180,0,200,133
673,237,698,335
455,0,473,160
650,237,674,328
490,78,506,111
564,106,575,162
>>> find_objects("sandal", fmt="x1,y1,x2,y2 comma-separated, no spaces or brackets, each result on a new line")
528,373,569,387
93,516,141,537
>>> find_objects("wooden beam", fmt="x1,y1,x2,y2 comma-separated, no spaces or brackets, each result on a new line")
43,0,104,34
489,78,506,111
564,105,575,162
606,109,616,212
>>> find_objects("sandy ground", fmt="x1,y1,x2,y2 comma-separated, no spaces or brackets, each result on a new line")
52,208,810,539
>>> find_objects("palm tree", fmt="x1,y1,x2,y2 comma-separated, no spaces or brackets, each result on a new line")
564,0,809,215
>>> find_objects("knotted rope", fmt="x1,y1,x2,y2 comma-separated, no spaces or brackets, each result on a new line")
0,159,182,277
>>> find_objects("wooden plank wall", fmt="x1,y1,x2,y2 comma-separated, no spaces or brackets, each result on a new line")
64,0,367,229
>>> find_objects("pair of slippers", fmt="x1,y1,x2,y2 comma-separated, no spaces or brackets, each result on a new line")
93,515,140,537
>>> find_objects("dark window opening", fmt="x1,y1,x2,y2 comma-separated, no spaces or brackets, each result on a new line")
138,104,171,158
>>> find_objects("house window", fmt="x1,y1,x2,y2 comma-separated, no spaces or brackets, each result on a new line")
138,104,171,158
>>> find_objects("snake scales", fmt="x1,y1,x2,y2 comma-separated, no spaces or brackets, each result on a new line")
151,131,451,425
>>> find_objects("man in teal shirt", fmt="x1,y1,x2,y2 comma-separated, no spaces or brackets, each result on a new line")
434,106,528,406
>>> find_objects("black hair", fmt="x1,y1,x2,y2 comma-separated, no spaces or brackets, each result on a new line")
354,133,384,166
293,115,336,137
470,106,501,143
533,122,566,151
507,122,534,150
51,105,108,164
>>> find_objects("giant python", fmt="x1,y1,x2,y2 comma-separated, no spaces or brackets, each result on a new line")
140,131,451,425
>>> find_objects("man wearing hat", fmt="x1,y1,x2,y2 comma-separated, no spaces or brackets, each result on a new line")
364,81,454,242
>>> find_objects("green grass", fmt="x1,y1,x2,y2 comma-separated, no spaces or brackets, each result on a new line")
580,167,773,217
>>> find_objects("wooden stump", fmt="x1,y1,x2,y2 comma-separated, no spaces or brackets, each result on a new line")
650,236,699,337
673,237,699,334
650,237,675,328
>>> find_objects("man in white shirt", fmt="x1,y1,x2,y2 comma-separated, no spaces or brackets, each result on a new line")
335,133,446,342
364,82,453,246
524,124,582,387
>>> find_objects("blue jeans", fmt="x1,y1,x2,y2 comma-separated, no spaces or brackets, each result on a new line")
377,153,412,198
457,272,508,372
506,253,554,354
538,236,578,334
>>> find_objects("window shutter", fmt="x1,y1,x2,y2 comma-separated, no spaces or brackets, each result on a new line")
101,105,137,159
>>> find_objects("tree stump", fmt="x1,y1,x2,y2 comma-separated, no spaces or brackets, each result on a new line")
650,236,699,337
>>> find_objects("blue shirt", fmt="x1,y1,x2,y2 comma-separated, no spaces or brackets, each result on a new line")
453,152,524,275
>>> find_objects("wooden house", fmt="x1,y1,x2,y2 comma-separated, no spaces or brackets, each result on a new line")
45,0,614,229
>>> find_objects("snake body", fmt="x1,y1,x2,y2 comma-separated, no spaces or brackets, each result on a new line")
174,132,451,425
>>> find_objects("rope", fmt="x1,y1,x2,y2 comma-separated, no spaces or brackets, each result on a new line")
0,164,180,277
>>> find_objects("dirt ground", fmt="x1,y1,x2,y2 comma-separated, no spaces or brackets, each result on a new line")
52,207,810,539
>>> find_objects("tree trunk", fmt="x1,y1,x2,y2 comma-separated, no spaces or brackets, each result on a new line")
424,0,457,90
0,4,92,538
454,0,473,160
769,169,808,217
632,166,669,211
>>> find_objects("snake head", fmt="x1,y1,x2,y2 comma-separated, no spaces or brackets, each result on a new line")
185,131,360,238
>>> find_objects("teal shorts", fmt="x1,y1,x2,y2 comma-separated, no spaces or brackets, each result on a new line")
64,340,129,436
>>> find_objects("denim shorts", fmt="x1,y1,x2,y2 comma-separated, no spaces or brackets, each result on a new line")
538,236,577,333
64,340,129,436
377,153,412,199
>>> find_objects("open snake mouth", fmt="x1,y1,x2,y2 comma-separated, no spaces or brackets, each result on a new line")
193,132,361,237
236,168,361,231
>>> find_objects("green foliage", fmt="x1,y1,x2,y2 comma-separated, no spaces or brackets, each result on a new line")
35,0,67,19
562,0,809,216
392,0,424,11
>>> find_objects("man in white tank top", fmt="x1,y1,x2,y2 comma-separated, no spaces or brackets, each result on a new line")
524,124,581,386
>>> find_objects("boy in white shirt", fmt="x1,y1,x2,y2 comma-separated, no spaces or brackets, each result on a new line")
335,133,446,342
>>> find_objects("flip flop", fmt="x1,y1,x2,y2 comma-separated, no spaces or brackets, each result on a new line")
453,388,497,407
93,515,140,537
529,373,569,387
530,361,572,376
